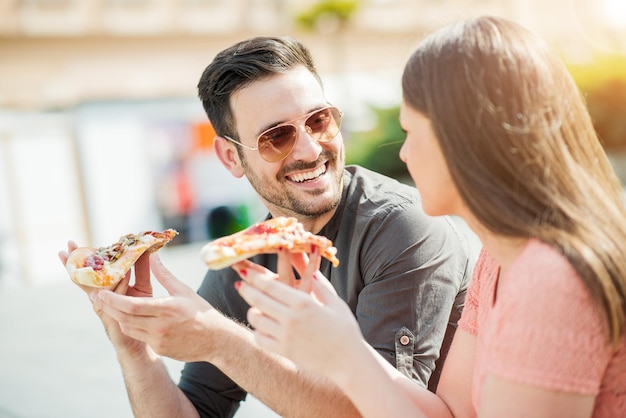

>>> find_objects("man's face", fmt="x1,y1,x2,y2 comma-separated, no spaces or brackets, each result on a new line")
230,66,345,220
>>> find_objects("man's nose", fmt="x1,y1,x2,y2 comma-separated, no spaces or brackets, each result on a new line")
289,126,323,161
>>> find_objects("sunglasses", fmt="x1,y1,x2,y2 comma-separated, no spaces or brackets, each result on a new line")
223,106,343,162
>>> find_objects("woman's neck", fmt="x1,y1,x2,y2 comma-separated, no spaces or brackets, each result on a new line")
463,214,528,274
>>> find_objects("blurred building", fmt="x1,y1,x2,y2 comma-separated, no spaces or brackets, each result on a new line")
1,0,624,109
0,0,624,286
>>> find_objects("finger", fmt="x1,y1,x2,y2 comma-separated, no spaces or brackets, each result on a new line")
231,260,276,280
246,306,282,336
252,326,282,355
117,321,151,343
132,252,152,295
89,290,102,308
247,308,286,356
95,290,158,318
90,292,115,323
58,250,69,265
297,249,321,293
238,269,313,314
237,280,292,321
150,253,193,296
310,272,338,304
231,260,278,280
276,250,297,287
101,308,153,343
112,271,131,294
288,252,309,278
58,241,79,265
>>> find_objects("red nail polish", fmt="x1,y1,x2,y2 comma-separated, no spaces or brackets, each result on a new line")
234,281,242,290
239,269,247,277
312,272,318,280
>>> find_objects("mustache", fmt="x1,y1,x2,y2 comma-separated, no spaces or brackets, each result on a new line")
280,150,335,174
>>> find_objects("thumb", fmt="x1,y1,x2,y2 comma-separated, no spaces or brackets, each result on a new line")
149,253,193,296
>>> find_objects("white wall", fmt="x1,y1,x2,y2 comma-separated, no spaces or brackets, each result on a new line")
0,99,263,287
0,112,85,286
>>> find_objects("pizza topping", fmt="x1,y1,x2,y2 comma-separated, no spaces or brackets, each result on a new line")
96,233,137,263
85,254,107,271
246,223,279,236
85,231,170,266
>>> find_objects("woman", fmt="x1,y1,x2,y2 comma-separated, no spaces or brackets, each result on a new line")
233,16,626,417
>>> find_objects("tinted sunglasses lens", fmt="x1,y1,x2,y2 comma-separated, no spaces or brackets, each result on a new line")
306,107,341,142
258,125,297,162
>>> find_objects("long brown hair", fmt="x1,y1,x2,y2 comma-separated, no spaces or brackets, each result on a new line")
402,16,626,345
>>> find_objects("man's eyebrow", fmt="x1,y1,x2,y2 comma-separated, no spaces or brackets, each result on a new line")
254,106,323,137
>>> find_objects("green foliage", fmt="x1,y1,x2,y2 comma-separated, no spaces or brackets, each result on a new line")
295,0,361,31
568,55,626,151
345,55,626,183
345,105,409,181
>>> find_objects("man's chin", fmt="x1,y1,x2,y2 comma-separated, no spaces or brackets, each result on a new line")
292,193,341,217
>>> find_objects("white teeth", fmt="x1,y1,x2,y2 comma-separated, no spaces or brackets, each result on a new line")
289,165,326,183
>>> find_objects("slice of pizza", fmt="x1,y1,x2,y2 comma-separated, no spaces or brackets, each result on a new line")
201,217,340,270
66,229,178,290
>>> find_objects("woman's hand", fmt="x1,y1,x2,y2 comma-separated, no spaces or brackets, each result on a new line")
233,250,364,380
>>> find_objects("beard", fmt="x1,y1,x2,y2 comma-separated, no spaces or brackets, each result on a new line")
241,150,344,218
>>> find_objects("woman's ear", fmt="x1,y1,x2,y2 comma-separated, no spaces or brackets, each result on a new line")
213,136,245,178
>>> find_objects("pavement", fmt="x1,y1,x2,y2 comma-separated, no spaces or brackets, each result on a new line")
0,242,279,418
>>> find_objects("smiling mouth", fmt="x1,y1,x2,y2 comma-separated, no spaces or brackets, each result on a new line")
288,164,327,183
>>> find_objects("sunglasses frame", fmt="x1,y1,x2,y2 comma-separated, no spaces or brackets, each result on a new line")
222,105,343,162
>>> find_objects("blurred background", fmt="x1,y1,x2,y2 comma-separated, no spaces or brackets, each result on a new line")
0,1,624,417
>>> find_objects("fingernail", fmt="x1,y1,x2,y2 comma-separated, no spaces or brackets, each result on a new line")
89,292,97,302
311,245,317,254
239,269,247,277
234,281,242,290
312,272,318,280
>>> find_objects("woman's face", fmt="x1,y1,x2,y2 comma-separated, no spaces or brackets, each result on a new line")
399,102,464,217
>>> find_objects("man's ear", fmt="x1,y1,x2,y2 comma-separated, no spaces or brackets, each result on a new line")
213,136,245,178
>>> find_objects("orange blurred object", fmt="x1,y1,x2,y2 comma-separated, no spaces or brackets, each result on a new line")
191,121,216,152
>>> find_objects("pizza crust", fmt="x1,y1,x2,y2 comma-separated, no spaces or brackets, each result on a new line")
201,250,264,271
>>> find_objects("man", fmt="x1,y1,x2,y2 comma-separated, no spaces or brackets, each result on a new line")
60,36,475,417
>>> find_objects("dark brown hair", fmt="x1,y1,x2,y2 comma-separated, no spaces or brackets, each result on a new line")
197,36,321,141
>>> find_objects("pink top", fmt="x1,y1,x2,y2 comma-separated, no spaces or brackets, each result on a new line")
459,240,626,416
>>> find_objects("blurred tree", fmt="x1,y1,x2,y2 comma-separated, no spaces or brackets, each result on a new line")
345,105,410,182
294,0,362,33
207,205,250,239
568,55,626,151
293,0,362,80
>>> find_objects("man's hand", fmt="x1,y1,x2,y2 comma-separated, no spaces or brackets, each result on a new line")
59,241,151,355
89,253,227,362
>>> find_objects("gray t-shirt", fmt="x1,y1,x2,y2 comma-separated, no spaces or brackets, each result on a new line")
179,165,475,417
